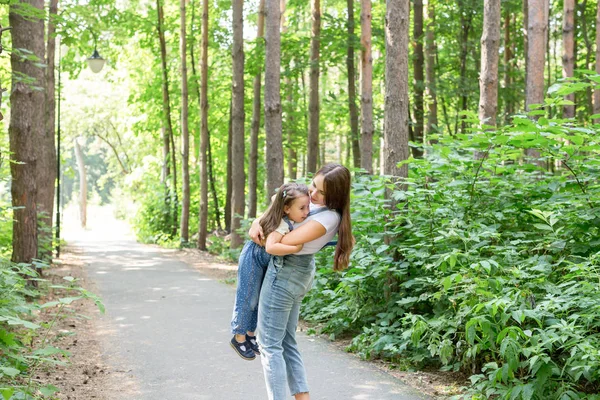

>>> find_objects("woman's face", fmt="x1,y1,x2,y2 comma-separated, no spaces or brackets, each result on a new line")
309,174,326,206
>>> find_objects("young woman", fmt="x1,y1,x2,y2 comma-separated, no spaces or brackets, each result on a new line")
230,183,311,361
250,163,354,400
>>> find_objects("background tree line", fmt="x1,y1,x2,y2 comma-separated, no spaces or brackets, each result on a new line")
2,0,600,397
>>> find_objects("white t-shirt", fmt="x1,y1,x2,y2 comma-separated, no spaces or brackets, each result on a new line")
294,203,340,255
274,219,292,236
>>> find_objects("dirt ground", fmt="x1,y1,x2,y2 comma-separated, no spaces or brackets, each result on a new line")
37,245,464,399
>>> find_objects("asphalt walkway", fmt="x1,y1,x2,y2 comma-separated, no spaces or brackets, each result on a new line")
63,206,429,400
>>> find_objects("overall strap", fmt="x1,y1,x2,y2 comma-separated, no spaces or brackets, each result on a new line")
307,206,328,217
282,216,294,232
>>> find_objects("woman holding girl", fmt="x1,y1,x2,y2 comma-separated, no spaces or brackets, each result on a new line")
250,163,354,400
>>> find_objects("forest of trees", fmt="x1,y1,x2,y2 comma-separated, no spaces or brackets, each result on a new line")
2,0,600,398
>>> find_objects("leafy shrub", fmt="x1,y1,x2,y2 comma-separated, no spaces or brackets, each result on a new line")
302,90,600,398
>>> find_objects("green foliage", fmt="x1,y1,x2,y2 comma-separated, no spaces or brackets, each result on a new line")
303,87,600,398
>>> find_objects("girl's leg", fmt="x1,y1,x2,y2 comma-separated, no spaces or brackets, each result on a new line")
258,262,294,400
230,242,268,336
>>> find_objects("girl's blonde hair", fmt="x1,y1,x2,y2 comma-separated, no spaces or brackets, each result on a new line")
260,183,309,238
316,163,354,271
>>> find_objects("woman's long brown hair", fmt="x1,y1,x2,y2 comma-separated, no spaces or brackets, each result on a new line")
316,163,355,271
260,183,309,238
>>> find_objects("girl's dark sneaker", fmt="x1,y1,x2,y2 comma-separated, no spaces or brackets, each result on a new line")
246,334,260,355
230,336,256,360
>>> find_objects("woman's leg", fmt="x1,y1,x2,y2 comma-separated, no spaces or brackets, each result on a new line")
258,261,295,400
230,241,268,336
282,299,309,396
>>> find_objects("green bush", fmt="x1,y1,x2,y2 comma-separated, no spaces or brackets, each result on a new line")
302,91,600,398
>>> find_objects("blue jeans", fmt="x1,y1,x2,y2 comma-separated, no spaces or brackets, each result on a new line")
230,241,272,335
258,254,315,399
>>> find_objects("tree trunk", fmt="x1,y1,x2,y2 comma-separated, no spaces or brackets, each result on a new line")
503,10,514,121
478,0,501,128
562,0,575,118
42,0,58,262
412,0,424,157
207,136,221,231
225,100,232,232
347,0,360,168
157,0,178,236
579,0,593,117
594,0,600,123
525,0,548,162
282,0,298,181
384,0,409,180
424,0,438,140
360,0,374,173
9,0,44,265
306,0,321,173
180,0,190,243
457,0,472,134
264,0,284,197
231,0,246,249
195,0,210,249
74,138,87,229
249,0,265,219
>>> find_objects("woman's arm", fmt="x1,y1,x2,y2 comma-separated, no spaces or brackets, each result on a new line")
265,232,303,255
280,220,326,246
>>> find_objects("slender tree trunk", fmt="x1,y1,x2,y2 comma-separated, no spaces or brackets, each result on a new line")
162,126,170,184
478,0,501,127
384,0,409,180
307,0,321,173
579,0,593,117
9,0,44,265
207,136,221,230
504,10,514,121
225,100,232,232
360,0,374,173
594,0,600,123
180,0,190,243
74,138,87,229
525,0,549,162
562,0,575,118
249,0,265,218
157,0,178,236
282,0,298,181
42,0,58,261
196,0,210,248
412,0,424,157
424,0,438,139
264,0,284,197
458,0,472,134
347,0,360,167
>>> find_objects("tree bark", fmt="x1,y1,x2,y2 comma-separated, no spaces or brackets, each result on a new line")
225,100,232,232
180,0,190,243
384,0,409,180
347,0,360,167
412,0,424,157
306,0,321,173
562,0,575,118
249,0,265,219
9,0,44,265
264,0,284,197
230,0,245,249
360,0,374,173
503,10,514,121
42,0,58,261
281,0,298,181
525,0,548,162
74,138,87,229
196,0,210,248
457,0,473,135
478,0,501,127
594,0,600,123
424,0,438,139
157,0,178,236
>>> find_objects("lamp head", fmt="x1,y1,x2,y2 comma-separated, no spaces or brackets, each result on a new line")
87,48,105,73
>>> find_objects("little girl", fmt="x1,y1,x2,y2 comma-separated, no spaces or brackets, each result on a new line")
230,182,310,360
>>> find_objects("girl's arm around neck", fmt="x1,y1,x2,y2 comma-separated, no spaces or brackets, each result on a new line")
280,220,326,246
265,232,303,255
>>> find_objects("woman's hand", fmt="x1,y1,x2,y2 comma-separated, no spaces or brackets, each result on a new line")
249,218,264,245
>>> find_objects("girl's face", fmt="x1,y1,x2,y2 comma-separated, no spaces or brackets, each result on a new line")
284,195,310,223
309,174,326,206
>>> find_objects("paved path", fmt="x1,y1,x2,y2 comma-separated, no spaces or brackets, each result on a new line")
64,206,429,400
